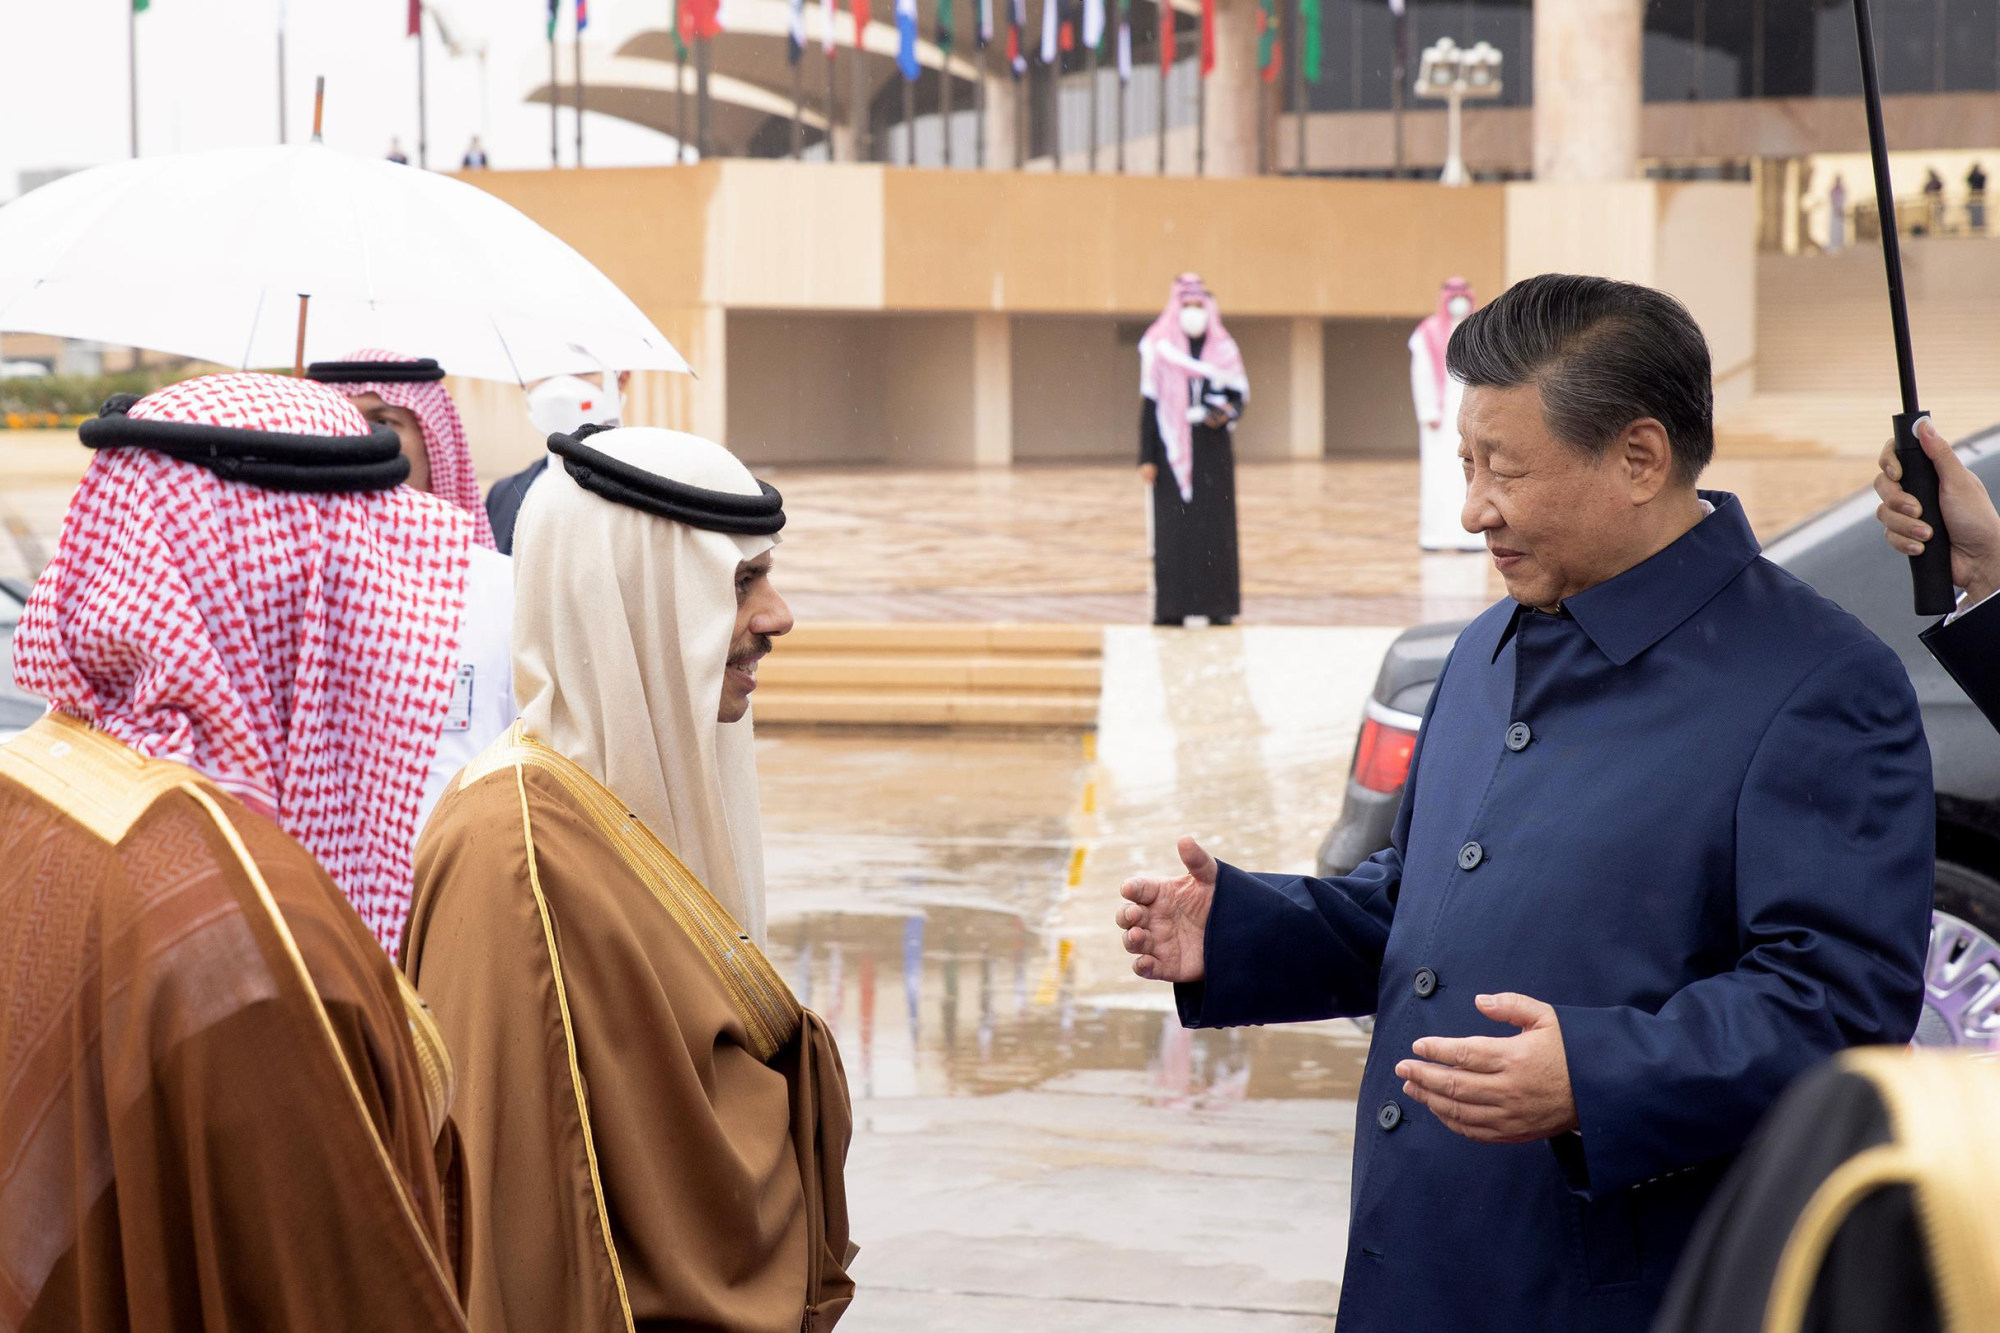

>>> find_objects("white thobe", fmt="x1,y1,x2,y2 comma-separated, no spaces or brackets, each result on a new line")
1408,328,1483,551
416,544,517,838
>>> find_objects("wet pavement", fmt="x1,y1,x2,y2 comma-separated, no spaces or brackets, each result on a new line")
759,626,1398,1328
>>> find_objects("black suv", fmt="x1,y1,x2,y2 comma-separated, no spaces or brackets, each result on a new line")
1316,433,2000,1051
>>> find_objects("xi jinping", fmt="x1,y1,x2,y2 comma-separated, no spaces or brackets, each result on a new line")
1116,273,1934,1332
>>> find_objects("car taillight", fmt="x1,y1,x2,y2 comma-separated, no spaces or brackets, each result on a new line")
1352,715,1418,794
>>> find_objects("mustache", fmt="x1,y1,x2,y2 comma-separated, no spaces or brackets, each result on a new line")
728,635,773,666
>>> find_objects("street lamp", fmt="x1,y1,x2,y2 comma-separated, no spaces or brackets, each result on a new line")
1415,38,1504,188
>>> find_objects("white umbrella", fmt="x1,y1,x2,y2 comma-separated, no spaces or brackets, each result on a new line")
0,142,687,383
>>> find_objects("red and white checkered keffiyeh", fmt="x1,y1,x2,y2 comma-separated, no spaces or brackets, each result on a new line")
326,347,496,549
1140,273,1248,505
14,372,472,951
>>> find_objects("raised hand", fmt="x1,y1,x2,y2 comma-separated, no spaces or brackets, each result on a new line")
1394,992,1578,1145
1115,835,1217,983
1876,417,2000,605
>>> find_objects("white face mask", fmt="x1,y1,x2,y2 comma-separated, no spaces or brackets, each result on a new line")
1178,306,1210,339
1447,296,1473,320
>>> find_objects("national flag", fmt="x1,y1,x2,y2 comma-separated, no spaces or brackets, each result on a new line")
1199,0,1215,75
548,0,559,39
854,0,871,47
823,0,838,56
789,0,806,61
1156,0,1173,73
1040,0,1056,63
1256,0,1279,83
896,0,920,80
408,0,422,37
1083,0,1103,52
1060,17,1073,53
939,0,955,54
1009,0,1027,76
132,0,149,11
978,0,993,50
673,0,690,54
1116,0,1131,82
575,0,588,30
1301,0,1321,80
1388,0,1404,13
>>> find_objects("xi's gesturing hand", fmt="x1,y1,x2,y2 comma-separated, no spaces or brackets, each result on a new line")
1394,992,1580,1145
1115,835,1216,983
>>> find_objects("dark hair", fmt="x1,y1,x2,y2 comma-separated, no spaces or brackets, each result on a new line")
1445,273,1713,484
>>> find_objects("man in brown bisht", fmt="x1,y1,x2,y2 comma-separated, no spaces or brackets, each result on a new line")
406,423,856,1333
0,374,472,1331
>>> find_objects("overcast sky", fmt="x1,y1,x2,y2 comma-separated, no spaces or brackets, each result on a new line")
0,0,677,199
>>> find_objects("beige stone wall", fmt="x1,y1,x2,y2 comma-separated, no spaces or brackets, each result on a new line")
1323,318,1422,458
1010,316,1134,461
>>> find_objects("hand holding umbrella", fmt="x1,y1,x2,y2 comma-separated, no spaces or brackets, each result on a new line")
1876,419,2000,609
1853,0,1955,614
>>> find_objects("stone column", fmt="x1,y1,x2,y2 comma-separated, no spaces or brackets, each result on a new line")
1532,0,1642,182
1286,317,1324,459
972,313,1013,465
983,71,1019,170
1201,0,1261,177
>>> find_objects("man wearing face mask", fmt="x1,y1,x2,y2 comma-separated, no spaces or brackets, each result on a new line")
484,369,629,554
1138,273,1249,627
1410,278,1487,552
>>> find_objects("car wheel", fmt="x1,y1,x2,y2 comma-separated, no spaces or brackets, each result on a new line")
1916,860,2000,1050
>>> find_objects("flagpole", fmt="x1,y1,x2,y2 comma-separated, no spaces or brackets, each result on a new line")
976,47,987,167
129,2,140,159
697,34,713,158
1289,0,1303,174
943,56,956,167
417,6,430,169
1087,40,1099,172
793,40,805,158
827,11,841,163
902,75,915,165
852,19,867,161
277,7,289,143
1154,0,1166,176
550,5,561,165
1390,0,1406,173
575,6,586,167
1196,56,1205,175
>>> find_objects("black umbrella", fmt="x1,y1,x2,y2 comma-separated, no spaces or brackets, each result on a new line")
1853,0,1954,615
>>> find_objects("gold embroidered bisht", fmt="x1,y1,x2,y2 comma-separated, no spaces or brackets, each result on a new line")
0,715,467,1333
403,724,856,1333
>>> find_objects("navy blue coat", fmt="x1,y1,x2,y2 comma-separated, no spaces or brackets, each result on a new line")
1177,494,1934,1332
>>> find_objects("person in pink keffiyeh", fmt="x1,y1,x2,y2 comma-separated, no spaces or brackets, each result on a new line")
1409,277,1484,551
12,372,471,952
1138,273,1249,627
310,350,517,827
0,372,474,1332
309,349,498,549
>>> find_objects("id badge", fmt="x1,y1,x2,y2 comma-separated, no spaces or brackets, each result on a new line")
443,664,475,733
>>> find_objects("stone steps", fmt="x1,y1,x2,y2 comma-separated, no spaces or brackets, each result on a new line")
753,622,1103,729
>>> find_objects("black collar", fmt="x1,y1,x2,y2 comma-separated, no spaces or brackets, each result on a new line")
79,394,410,493
548,425,785,536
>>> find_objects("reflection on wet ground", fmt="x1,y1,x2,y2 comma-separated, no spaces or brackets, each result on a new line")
757,625,1401,1109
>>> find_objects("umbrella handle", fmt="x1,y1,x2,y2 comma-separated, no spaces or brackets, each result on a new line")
1895,409,1956,616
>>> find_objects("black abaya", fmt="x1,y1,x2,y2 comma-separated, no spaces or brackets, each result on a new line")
1139,336,1243,626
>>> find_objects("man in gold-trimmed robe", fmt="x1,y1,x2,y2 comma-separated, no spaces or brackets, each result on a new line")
1,375,471,1331
406,424,856,1333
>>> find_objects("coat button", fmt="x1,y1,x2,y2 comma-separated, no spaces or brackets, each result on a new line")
1458,841,1485,871
1413,967,1438,998
1506,722,1533,752
1377,1100,1404,1132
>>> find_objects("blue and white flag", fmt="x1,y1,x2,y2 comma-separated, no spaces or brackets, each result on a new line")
1082,0,1103,52
1039,0,1057,63
789,0,806,62
977,0,993,49
1116,7,1130,81
896,0,920,80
